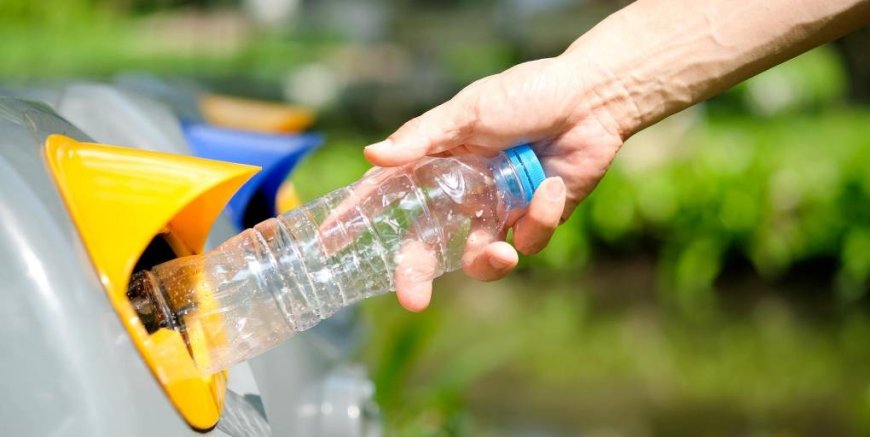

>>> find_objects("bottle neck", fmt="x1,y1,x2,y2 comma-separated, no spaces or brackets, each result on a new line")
491,153,531,212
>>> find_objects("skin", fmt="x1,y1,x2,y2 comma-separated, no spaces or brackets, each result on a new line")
364,0,870,311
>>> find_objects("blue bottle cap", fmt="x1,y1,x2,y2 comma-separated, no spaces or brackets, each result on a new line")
505,144,546,202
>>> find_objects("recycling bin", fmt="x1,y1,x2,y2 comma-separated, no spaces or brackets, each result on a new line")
182,122,322,229
0,97,378,436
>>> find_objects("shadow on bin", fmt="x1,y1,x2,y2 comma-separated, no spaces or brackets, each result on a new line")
183,121,322,230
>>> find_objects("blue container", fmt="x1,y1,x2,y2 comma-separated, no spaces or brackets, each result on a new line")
183,121,323,229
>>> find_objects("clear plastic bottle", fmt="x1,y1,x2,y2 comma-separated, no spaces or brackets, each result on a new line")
127,145,546,374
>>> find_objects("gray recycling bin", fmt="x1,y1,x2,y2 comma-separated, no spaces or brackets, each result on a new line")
0,95,379,436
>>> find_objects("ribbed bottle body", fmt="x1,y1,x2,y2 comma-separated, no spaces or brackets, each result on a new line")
132,152,529,374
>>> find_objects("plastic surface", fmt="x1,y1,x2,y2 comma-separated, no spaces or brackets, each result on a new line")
0,83,65,108
45,134,259,429
293,366,381,437
114,72,205,122
129,150,538,374
0,97,194,436
504,144,546,202
183,121,322,228
55,83,190,156
0,96,370,437
276,178,303,214
216,390,272,436
200,93,315,133
248,337,378,437
47,83,371,435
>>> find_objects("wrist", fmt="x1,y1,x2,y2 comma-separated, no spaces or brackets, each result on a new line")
560,0,698,142
556,49,644,142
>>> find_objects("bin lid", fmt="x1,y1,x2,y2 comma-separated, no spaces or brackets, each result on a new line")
183,121,322,229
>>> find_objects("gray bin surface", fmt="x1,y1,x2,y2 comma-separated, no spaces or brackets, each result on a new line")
0,95,378,436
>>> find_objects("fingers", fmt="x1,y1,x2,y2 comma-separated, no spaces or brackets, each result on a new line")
365,95,477,167
394,240,439,312
395,226,517,313
513,177,566,255
463,241,519,282
393,175,562,312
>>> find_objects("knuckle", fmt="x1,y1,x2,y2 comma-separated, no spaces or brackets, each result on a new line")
526,209,559,233
520,243,544,256
480,274,500,283
516,238,542,255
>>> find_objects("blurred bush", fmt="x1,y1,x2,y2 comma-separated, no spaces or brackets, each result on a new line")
359,273,870,435
527,112,870,304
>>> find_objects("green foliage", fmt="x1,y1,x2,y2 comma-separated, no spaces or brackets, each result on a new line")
0,3,334,80
519,111,870,304
741,47,848,116
0,0,107,27
439,42,515,83
708,46,848,117
359,278,870,435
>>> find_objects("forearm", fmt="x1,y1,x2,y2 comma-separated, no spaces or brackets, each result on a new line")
564,0,870,139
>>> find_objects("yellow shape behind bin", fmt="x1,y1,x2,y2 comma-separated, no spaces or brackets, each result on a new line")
200,93,314,134
44,135,259,430
275,179,302,214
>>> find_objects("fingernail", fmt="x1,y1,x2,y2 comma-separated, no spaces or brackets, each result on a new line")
543,177,565,200
365,139,393,152
489,256,512,270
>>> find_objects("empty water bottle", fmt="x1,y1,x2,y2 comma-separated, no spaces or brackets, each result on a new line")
127,145,546,374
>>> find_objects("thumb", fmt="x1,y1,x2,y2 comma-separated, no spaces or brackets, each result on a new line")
364,97,477,167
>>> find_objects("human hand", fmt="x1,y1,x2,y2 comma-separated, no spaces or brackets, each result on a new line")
365,54,630,311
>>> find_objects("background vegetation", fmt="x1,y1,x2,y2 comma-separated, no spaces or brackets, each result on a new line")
2,0,868,434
